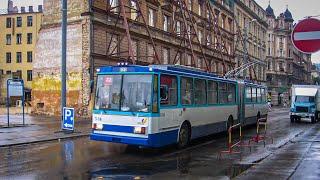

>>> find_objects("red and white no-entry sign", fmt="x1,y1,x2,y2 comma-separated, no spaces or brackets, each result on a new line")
292,18,320,54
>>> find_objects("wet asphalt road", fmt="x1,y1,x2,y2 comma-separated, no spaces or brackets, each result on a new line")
0,109,316,179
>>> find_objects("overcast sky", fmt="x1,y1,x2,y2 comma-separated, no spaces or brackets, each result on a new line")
1,0,320,63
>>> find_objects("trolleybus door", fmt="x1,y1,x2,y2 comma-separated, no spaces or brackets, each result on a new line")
238,82,246,125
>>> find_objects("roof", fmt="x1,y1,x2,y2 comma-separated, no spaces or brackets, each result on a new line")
97,65,266,88
266,4,275,18
97,65,233,82
295,88,318,96
284,8,293,22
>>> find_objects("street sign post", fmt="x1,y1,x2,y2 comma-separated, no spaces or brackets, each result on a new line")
62,107,75,131
6,79,25,127
292,18,320,54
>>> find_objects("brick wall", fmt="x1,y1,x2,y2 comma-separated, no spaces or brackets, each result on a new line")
32,23,84,116
43,0,87,26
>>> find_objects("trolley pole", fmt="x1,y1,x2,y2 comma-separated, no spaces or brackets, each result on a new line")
61,0,67,124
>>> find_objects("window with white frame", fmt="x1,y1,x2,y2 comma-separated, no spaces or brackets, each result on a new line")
198,30,203,44
110,0,118,12
130,1,137,20
187,0,192,11
148,8,155,27
187,54,192,66
163,47,169,64
176,21,181,36
163,15,169,31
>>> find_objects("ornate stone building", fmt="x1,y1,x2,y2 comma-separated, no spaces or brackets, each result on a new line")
265,4,312,106
233,0,268,83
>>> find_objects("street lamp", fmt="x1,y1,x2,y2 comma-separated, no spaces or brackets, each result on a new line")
243,19,257,79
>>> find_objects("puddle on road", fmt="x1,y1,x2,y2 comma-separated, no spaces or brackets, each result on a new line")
227,163,253,178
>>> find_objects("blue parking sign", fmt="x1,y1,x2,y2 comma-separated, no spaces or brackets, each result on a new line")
62,107,75,131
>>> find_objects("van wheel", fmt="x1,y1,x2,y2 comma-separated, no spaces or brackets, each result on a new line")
290,115,295,123
311,117,316,124
178,123,190,149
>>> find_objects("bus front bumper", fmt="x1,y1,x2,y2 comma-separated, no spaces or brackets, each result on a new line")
90,133,150,146
290,112,314,118
90,129,178,148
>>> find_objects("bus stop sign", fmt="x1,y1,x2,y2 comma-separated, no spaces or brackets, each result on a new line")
292,18,320,53
62,107,75,131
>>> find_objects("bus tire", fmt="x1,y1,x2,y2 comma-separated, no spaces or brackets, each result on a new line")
177,122,191,149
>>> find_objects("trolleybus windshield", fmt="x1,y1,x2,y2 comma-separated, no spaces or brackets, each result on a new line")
95,74,153,112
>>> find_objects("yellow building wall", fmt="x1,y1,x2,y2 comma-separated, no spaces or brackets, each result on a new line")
0,12,42,89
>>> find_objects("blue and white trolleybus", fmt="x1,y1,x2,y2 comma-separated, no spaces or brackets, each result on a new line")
90,65,268,148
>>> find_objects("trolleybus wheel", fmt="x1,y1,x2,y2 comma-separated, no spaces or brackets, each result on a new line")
178,123,190,149
226,116,234,135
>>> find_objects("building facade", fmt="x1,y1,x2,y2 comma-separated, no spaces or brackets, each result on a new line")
33,0,242,116
265,4,312,106
233,0,268,83
0,1,43,101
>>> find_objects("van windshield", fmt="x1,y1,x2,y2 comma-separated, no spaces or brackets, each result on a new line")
95,74,153,112
295,96,315,103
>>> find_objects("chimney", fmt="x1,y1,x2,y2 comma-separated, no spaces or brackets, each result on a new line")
12,6,18,13
21,6,25,13
7,0,14,13
38,5,43,12
28,6,33,12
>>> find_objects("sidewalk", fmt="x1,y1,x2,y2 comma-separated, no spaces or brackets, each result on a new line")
0,113,91,147
236,123,320,180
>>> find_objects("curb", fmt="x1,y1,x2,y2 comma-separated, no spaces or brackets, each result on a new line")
0,132,90,148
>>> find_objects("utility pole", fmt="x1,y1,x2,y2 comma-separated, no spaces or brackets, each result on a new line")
61,0,67,122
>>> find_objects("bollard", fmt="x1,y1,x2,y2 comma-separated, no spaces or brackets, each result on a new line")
219,123,243,158
249,117,273,146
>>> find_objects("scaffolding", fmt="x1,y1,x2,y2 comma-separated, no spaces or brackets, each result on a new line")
102,0,260,79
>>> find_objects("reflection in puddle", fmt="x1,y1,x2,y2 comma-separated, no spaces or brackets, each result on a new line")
90,152,192,179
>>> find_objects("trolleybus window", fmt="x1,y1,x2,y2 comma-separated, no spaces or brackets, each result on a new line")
257,88,262,103
227,84,236,103
153,75,159,113
194,79,206,105
95,74,153,112
95,75,122,110
160,75,178,106
219,83,236,104
208,80,218,104
246,87,252,102
261,88,266,102
252,88,257,103
121,75,153,112
181,77,194,105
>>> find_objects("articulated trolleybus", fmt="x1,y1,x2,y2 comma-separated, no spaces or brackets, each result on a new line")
91,65,268,148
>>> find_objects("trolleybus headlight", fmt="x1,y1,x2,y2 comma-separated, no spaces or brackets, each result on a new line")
92,123,103,130
134,127,146,134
